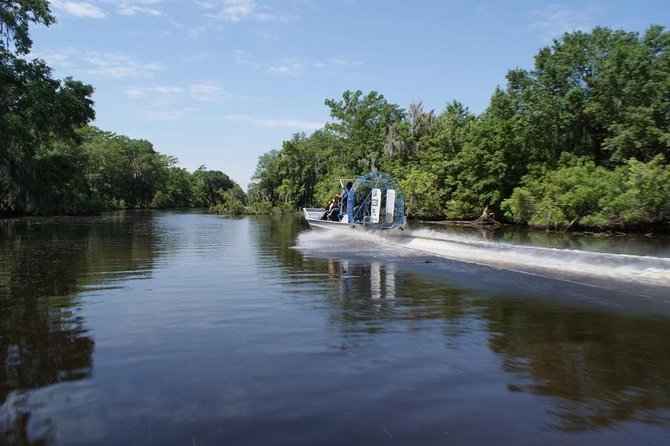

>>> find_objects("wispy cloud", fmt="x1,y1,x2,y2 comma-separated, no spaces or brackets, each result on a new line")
123,85,184,98
198,0,298,22
329,57,354,66
123,81,231,103
111,0,164,17
34,48,163,79
86,52,164,78
235,51,361,77
213,0,255,21
189,81,232,102
530,4,596,41
222,114,323,130
167,18,208,38
50,0,164,18
50,1,107,19
34,47,80,70
265,60,307,76
140,107,199,122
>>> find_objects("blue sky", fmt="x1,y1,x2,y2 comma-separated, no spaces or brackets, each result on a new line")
33,0,669,188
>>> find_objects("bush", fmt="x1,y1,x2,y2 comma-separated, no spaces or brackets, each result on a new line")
501,187,536,223
500,155,670,229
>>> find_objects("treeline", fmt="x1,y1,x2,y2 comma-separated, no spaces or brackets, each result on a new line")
1,1,245,216
250,26,670,230
0,124,247,215
32,126,246,214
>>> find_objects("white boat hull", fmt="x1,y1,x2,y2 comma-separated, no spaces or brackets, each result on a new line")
303,208,406,235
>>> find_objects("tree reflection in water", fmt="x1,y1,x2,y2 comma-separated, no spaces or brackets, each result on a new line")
485,299,670,431
273,217,670,434
0,214,157,444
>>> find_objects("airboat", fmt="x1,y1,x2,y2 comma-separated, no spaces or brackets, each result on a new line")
302,172,406,235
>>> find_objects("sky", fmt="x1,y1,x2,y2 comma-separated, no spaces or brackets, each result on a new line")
32,0,670,189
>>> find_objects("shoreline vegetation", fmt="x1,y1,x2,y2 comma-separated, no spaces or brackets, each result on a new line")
1,3,668,232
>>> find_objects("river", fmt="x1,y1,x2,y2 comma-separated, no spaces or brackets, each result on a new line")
1,210,669,445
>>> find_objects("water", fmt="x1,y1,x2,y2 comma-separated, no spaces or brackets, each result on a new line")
1,211,669,445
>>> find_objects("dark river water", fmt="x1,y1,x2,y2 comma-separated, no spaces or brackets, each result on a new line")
1,211,669,445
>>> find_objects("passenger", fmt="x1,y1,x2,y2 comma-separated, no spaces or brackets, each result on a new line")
327,196,340,221
322,197,336,220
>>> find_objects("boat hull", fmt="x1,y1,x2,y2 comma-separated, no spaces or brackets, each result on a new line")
303,208,406,235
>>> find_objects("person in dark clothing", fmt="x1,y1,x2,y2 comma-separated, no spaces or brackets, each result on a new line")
321,196,340,221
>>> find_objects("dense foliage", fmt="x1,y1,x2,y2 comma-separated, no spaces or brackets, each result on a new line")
250,26,670,230
0,1,245,215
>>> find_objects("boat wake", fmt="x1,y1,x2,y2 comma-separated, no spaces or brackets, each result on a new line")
295,228,670,291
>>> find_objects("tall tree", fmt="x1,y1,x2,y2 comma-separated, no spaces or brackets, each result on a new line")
0,0,95,214
324,90,405,173
502,26,670,167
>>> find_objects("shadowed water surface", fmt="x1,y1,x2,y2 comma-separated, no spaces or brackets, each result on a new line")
1,211,669,445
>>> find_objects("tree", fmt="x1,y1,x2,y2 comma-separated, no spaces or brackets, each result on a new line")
248,150,286,207
191,166,237,207
153,167,193,209
0,1,54,56
0,0,95,214
325,90,405,173
498,26,670,167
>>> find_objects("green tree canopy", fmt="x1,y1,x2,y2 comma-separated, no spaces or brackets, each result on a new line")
1,1,95,214
325,90,405,173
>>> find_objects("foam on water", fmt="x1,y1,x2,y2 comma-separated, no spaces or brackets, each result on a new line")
296,228,670,289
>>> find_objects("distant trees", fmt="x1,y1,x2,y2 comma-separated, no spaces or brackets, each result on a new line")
249,26,670,230
76,127,246,212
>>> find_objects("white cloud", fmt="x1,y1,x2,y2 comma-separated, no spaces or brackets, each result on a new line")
222,114,323,130
123,85,184,98
266,60,306,76
86,52,164,78
50,1,107,19
530,4,595,41
189,81,232,102
34,47,80,70
108,0,163,16
200,0,298,22
208,0,256,21
32,48,163,80
50,0,165,18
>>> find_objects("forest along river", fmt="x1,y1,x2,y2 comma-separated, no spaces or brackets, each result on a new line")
1,210,669,445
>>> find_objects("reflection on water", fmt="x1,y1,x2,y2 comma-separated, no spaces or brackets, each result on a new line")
486,300,670,431
325,259,396,301
0,213,157,444
292,226,670,436
1,212,669,445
